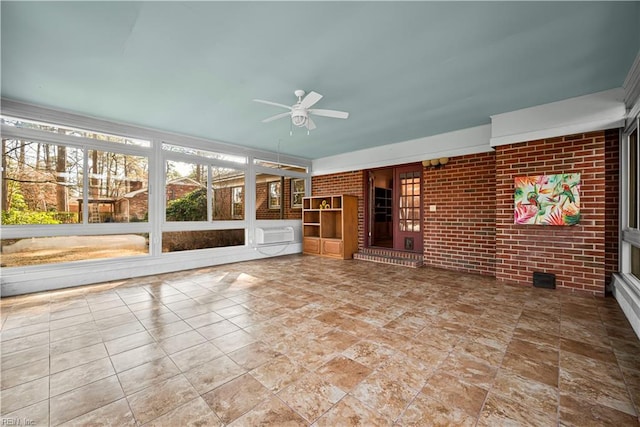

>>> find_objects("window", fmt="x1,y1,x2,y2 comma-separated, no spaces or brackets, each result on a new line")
231,186,243,219
1,233,149,267
1,104,311,292
254,159,307,173
629,127,638,228
268,181,281,209
398,171,421,232
162,230,244,252
2,116,150,147
87,150,148,223
291,178,305,209
623,119,640,282
163,143,246,164
633,245,640,280
2,139,83,225
165,160,207,221
211,167,244,221
255,173,302,220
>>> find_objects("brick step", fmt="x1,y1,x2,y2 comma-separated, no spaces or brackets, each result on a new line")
358,247,423,261
354,250,423,268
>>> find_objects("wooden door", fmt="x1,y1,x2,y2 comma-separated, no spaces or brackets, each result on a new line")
393,164,423,252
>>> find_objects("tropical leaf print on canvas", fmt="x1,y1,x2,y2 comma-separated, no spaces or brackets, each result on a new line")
514,173,580,225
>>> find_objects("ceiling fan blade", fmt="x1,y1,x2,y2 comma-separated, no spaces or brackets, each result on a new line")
253,99,292,110
307,118,316,130
308,109,349,119
262,112,291,123
299,91,323,109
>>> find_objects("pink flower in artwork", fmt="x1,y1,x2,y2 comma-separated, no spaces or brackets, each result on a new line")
514,202,538,224
536,175,549,186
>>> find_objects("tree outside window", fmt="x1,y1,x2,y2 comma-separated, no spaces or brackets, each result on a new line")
232,186,243,219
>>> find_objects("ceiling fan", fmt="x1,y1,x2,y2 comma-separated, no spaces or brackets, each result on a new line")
253,89,349,133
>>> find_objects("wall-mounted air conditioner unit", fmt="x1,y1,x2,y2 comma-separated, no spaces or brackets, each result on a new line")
255,226,295,245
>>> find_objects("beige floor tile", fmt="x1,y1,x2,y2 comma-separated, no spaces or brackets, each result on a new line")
202,373,271,424
249,354,308,392
104,330,156,356
0,376,49,415
183,311,225,329
142,397,222,427
491,369,558,415
350,371,416,422
2,399,49,427
138,312,181,329
57,398,135,427
278,372,348,423
315,394,392,426
50,322,98,342
422,372,488,418
196,319,241,340
158,330,207,354
183,355,246,394
50,342,108,374
0,321,49,342
501,350,559,388
117,356,180,396
0,331,49,354
316,355,372,392
50,357,115,396
50,331,103,356
477,392,557,426
559,392,639,426
436,352,497,389
49,375,124,425
1,357,49,390
1,256,639,426
227,341,280,370
99,320,146,341
1,344,49,371
169,341,225,372
210,329,256,353
227,395,307,427
400,393,476,427
110,342,166,373
127,374,198,425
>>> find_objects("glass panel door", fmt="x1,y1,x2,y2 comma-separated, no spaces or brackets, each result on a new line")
394,165,423,252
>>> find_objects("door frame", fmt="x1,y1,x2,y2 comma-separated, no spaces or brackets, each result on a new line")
364,162,423,253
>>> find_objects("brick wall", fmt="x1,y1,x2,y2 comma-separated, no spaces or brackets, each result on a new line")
312,171,365,250
311,129,618,297
605,129,620,289
423,152,496,275
495,131,609,296
256,178,302,220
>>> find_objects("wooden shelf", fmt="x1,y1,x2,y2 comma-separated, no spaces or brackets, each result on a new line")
302,195,357,259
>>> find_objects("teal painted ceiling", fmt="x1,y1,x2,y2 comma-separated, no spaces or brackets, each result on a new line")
2,2,639,159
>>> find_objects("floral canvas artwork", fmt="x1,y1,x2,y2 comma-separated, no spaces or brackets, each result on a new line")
514,173,581,225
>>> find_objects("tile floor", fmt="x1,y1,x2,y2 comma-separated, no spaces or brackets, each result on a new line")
1,254,639,426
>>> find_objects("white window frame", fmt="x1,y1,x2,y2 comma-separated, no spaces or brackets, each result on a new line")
0,99,311,296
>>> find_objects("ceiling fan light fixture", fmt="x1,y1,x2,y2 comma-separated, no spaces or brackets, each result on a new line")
291,110,308,127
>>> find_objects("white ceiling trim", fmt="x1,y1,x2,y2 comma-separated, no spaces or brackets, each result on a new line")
312,124,492,176
624,50,640,123
490,88,626,147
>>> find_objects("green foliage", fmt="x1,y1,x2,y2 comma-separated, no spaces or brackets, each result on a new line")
2,209,60,225
165,188,207,221
1,188,61,225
